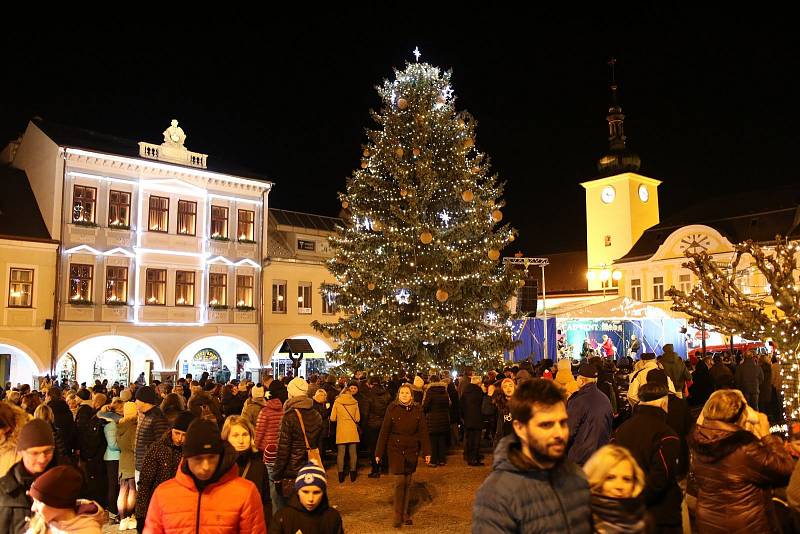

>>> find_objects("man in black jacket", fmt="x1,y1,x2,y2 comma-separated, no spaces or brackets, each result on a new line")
0,420,57,534
365,377,391,477
134,386,170,484
44,387,75,459
614,382,682,533
460,376,485,466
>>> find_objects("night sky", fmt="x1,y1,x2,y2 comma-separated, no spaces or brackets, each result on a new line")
2,10,797,256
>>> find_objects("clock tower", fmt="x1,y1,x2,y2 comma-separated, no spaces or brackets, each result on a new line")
581,60,661,290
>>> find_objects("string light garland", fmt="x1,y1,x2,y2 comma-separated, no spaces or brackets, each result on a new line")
667,236,800,422
312,60,518,375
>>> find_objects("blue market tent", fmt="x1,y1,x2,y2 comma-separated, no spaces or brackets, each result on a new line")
505,317,557,363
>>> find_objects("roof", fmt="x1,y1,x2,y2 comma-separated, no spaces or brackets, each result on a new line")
32,118,271,183
270,208,342,233
617,185,800,263
0,166,53,241
279,339,315,354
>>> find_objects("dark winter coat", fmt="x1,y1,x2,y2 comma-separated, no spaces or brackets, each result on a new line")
47,398,75,457
690,420,793,533
376,401,432,475
312,400,330,440
472,434,592,534
734,358,764,397
270,493,344,534
135,406,170,471
589,493,650,534
447,381,460,424
659,346,691,394
134,430,182,521
613,405,682,529
758,361,773,406
272,396,323,480
566,383,613,466
422,383,450,433
663,394,692,478
460,383,485,430
237,450,270,524
0,458,56,534
222,390,247,417
75,404,105,461
709,362,735,390
688,359,715,407
366,384,392,429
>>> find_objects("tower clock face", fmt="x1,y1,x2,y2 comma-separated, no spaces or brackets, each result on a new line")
638,184,649,202
679,233,712,254
601,186,616,204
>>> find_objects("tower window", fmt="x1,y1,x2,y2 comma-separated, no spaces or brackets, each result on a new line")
604,235,612,247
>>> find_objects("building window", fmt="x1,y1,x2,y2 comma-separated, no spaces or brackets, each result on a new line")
8,268,33,308
298,239,316,252
236,275,254,308
631,278,642,301
108,190,131,228
211,206,229,239
298,282,312,314
72,185,97,224
653,276,665,301
237,210,255,241
69,264,93,302
209,273,227,306
322,287,338,315
175,271,195,306
148,196,169,232
679,274,692,294
177,200,197,236
272,280,286,313
145,269,166,305
604,235,612,247
105,266,128,304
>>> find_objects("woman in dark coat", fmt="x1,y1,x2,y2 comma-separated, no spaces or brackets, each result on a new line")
446,379,460,447
422,376,450,466
223,414,271,524
757,354,773,414
376,384,431,528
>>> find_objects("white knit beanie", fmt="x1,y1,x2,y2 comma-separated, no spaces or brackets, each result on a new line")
287,377,309,399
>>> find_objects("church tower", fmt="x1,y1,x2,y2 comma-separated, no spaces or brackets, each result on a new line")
581,59,661,291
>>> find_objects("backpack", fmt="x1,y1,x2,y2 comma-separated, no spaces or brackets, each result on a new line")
80,415,107,460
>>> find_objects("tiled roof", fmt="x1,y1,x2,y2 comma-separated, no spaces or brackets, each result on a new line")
0,166,52,241
270,208,342,233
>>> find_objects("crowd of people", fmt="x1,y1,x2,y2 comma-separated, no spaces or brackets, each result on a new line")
0,345,795,533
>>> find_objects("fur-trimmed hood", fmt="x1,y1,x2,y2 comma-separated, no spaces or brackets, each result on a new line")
689,420,758,462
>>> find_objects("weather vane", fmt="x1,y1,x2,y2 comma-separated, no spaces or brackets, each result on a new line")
413,46,421,62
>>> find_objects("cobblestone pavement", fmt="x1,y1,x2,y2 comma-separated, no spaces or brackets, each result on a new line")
103,451,492,533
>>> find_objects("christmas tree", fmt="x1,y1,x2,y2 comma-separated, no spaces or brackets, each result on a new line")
312,58,520,375
667,236,800,421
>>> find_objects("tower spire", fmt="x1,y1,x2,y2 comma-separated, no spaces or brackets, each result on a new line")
596,58,641,175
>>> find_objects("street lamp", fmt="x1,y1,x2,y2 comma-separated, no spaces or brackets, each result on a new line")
586,265,622,298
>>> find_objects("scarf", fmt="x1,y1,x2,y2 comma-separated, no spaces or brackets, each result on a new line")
590,493,647,534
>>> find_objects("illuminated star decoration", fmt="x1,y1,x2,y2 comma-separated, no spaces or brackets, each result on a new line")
395,288,411,305
439,210,451,227
413,46,421,62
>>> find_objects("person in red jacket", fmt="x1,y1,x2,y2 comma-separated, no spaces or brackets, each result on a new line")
144,419,266,534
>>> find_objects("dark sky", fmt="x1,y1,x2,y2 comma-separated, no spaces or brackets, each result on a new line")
2,9,797,256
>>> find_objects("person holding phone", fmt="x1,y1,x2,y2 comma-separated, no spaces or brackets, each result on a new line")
690,389,793,533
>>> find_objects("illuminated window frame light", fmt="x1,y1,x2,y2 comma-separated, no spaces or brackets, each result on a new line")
207,255,234,266
65,148,273,190
64,244,103,255
105,247,136,258
208,193,262,205
134,247,210,258
234,258,261,269
67,171,139,186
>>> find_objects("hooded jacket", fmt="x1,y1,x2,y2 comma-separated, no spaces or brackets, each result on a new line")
272,396,323,480
366,384,392,429
135,430,183,522
422,382,450,434
116,417,137,480
472,434,591,533
144,445,266,534
254,398,284,465
24,500,104,534
0,456,57,534
566,382,613,466
734,358,764,396
240,397,267,429
689,420,793,533
269,492,344,534
375,401,432,475
135,406,170,471
658,345,691,394
554,359,579,399
329,391,360,444
589,493,648,534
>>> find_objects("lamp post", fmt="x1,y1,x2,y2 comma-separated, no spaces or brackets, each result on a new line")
586,266,622,298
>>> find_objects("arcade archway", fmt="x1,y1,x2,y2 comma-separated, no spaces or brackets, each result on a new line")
59,335,163,386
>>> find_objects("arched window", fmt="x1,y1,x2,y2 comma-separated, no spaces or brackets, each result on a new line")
56,353,77,383
189,348,223,379
93,349,131,386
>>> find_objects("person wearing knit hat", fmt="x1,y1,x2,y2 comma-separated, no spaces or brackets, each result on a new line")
268,379,289,404
287,377,309,399
270,461,343,533
565,361,612,466
26,465,104,533
144,418,266,533
0,419,57,534
241,384,268,429
133,384,170,492
628,353,676,407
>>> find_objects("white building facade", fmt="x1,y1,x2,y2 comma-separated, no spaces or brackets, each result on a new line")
8,118,271,385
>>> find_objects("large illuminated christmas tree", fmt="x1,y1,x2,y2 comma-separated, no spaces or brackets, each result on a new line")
313,58,519,375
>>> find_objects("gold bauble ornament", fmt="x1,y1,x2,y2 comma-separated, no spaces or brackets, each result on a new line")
518,279,526,288
360,161,368,169
397,98,408,110
492,210,503,222
395,147,404,158
367,282,376,291
341,201,349,209
400,188,408,197
420,231,433,244
363,148,370,157
349,329,362,339
457,119,466,128
488,199,496,207
461,190,475,202
509,234,515,242
488,248,501,261
463,138,474,149
435,289,449,302
471,166,480,174
371,220,382,231
412,147,421,157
